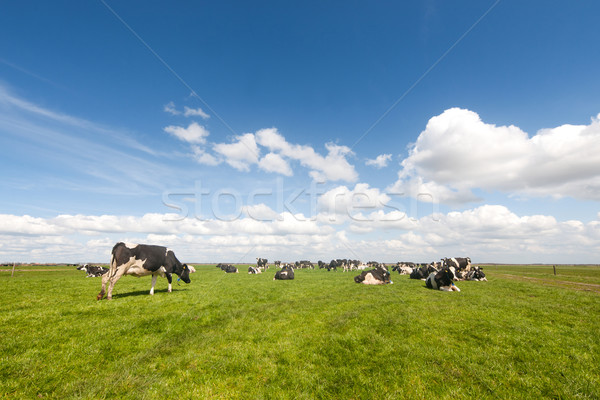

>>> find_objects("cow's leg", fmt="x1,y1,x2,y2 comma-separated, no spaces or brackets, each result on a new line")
439,286,452,291
452,285,461,292
106,268,126,300
150,274,158,295
97,273,110,300
166,273,173,293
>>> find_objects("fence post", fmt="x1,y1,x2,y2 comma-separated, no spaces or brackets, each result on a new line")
553,265,556,276
11,262,16,278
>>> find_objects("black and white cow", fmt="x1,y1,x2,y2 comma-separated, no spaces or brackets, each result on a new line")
393,262,415,275
444,257,471,271
257,258,268,270
248,266,262,274
220,264,239,273
274,264,295,280
77,264,109,278
97,242,192,300
409,263,438,280
354,265,392,285
425,267,460,292
465,266,487,281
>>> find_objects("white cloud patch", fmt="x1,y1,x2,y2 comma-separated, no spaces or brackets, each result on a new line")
318,183,391,217
163,101,180,115
164,122,210,144
256,128,358,182
163,102,210,120
0,207,599,263
394,108,600,203
213,133,260,171
183,106,210,119
366,153,392,168
258,152,293,176
191,145,221,166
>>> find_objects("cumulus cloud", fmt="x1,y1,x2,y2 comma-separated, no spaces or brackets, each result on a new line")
164,122,210,144
258,152,293,176
163,101,180,115
213,133,260,171
183,106,210,119
191,145,220,166
366,154,392,168
393,108,600,203
163,102,210,120
1,206,599,263
318,183,391,217
256,128,358,182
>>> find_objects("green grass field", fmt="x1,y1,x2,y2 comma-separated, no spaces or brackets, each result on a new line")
1,264,599,399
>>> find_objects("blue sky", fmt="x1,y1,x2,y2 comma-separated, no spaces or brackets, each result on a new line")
1,1,599,263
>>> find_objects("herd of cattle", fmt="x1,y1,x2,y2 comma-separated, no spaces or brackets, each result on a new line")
86,242,487,300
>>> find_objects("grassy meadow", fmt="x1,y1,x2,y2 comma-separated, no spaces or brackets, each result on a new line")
1,264,599,399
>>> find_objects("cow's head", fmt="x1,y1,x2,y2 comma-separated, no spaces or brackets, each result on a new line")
378,266,392,284
178,264,191,284
437,266,455,285
475,267,487,281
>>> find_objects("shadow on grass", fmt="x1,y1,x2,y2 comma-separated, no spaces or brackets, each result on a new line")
110,287,189,299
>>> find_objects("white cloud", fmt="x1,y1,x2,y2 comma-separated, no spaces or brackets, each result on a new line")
394,108,600,203
258,152,293,176
191,145,220,166
163,101,180,115
163,102,210,120
213,133,260,171
256,128,358,182
164,122,210,144
318,183,391,217
366,154,392,168
0,207,599,263
183,106,210,119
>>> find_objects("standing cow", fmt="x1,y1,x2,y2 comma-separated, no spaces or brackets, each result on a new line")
97,242,191,300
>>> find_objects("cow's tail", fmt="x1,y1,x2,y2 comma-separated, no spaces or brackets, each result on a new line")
107,242,124,279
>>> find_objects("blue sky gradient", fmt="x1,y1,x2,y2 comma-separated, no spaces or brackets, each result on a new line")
1,1,599,263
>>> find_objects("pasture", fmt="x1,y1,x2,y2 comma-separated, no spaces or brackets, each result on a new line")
1,264,599,399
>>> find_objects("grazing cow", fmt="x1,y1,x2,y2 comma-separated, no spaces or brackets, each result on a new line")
327,259,340,271
248,266,262,274
465,266,487,281
354,265,392,285
274,264,295,280
425,267,460,292
257,258,269,270
77,264,109,278
97,242,191,300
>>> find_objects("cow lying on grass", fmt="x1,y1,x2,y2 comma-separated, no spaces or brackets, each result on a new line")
274,264,294,280
216,263,238,273
409,263,439,280
248,266,262,274
77,264,108,277
465,266,487,281
425,267,460,292
354,265,392,285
